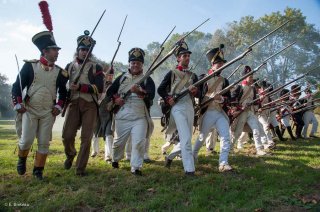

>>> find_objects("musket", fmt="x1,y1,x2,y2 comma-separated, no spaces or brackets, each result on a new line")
189,50,206,72
262,86,304,108
195,67,260,115
172,20,291,106
252,77,264,87
241,41,296,105
146,26,176,72
144,17,209,74
227,63,243,79
111,25,176,113
62,9,106,117
112,18,210,114
268,66,319,98
281,103,320,119
110,15,127,69
14,54,23,98
197,41,295,112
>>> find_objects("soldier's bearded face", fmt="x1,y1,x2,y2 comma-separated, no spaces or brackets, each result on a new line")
129,61,143,75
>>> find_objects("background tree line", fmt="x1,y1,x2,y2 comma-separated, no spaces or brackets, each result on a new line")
1,7,319,118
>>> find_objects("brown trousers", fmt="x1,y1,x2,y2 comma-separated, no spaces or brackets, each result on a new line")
62,98,97,173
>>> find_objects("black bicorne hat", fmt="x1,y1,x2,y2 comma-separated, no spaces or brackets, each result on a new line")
280,88,289,97
174,41,192,57
305,87,312,93
32,31,61,52
242,65,252,76
259,80,268,88
206,44,227,64
291,84,301,91
128,47,145,63
77,30,96,49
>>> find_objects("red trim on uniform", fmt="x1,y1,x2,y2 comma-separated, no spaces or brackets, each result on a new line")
113,94,120,101
57,99,64,107
40,56,53,67
241,80,248,86
176,65,184,71
95,71,103,76
17,96,22,104
80,84,89,93
165,96,172,104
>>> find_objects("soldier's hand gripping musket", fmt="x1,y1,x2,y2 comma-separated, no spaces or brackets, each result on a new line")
111,25,176,113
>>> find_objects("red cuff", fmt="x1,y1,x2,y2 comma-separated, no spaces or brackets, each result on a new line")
57,99,64,107
113,94,120,101
80,84,89,93
165,96,172,104
17,96,22,104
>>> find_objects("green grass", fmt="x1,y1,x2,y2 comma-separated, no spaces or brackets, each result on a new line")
0,119,320,211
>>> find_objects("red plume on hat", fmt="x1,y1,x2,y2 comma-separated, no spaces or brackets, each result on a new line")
38,1,53,31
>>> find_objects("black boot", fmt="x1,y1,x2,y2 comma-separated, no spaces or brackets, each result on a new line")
17,157,27,175
64,155,74,170
281,128,286,136
296,125,303,139
275,126,285,141
165,156,172,169
287,126,296,140
33,167,44,180
270,125,277,138
17,148,29,175
112,161,119,169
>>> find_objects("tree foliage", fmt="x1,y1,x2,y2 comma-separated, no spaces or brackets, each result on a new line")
0,74,14,118
209,7,320,87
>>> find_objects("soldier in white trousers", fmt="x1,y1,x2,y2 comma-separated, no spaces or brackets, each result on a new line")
302,88,318,138
192,44,233,172
12,31,68,180
229,66,267,156
277,89,296,140
91,69,114,162
158,41,199,176
107,48,155,176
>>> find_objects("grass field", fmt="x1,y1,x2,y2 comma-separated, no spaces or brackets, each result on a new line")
0,117,320,211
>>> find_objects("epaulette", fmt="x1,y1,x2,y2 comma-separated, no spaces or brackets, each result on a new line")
23,59,39,63
56,65,69,78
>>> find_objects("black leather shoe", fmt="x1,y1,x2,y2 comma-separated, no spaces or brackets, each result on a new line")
131,170,142,176
185,171,195,177
33,167,44,180
144,158,152,163
310,135,319,139
165,157,172,169
17,157,27,175
76,171,88,177
112,162,119,169
64,156,74,170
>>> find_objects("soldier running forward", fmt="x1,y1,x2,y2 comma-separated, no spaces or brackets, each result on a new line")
107,48,155,176
229,66,268,156
62,31,104,176
277,89,296,140
158,41,199,176
12,31,68,180
290,85,305,139
302,87,319,138
91,66,115,162
192,44,233,172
